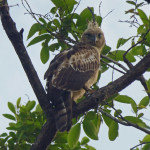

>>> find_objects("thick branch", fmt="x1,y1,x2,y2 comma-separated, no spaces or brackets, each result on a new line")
1,1,150,149
73,52,150,117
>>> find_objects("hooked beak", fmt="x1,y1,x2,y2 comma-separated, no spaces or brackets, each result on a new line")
91,34,97,44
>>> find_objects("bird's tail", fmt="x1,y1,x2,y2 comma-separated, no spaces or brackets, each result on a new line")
47,87,72,132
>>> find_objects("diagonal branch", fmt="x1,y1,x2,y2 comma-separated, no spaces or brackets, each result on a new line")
1,1,150,150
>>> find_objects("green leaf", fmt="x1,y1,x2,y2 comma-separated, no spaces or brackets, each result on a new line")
81,137,90,145
83,113,101,140
27,23,43,39
102,113,113,127
49,43,60,52
142,135,150,142
130,45,147,56
36,104,43,113
146,79,150,93
39,17,47,26
130,100,137,113
26,101,36,112
115,95,137,113
16,97,21,108
27,34,51,47
102,45,111,55
55,132,68,144
138,9,149,26
138,96,149,108
95,16,102,26
51,0,77,13
108,121,118,141
85,111,97,120
0,133,8,137
68,123,81,149
115,95,133,104
40,43,49,64
114,109,122,117
53,19,60,28
108,50,136,62
83,119,98,140
126,1,136,5
124,116,148,128
8,102,16,114
138,113,144,118
142,144,150,150
117,38,131,49
137,25,147,34
3,114,16,121
76,7,93,29
50,7,57,14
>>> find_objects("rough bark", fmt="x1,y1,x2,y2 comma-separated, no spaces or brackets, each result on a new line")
1,1,150,149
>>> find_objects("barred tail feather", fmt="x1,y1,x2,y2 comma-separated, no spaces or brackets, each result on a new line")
47,86,72,132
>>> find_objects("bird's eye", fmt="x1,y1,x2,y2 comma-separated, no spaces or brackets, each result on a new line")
86,33,91,37
98,33,101,38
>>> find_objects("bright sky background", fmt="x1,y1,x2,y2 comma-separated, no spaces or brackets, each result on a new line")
0,0,150,150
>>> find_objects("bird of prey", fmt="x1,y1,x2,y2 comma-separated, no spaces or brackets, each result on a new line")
44,21,105,132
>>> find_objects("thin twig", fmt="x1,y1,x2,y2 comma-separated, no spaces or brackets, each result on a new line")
130,142,150,150
21,0,76,46
103,9,114,20
123,28,150,99
105,102,150,134
101,60,126,74
87,7,95,22
99,107,128,126
70,0,81,21
101,54,128,72
123,28,150,63
99,1,102,17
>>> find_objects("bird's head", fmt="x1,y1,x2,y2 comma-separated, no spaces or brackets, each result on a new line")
80,21,105,51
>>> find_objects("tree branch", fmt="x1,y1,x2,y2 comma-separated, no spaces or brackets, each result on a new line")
73,51,150,117
0,2,57,150
1,1,150,149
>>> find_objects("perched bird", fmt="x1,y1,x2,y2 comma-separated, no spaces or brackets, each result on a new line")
44,21,105,132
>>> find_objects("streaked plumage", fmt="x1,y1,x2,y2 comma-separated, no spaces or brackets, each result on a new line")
44,21,105,131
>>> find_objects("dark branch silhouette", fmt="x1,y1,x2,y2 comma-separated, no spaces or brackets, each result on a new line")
1,1,150,149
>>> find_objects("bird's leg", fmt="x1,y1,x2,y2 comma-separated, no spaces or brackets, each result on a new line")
83,86,95,95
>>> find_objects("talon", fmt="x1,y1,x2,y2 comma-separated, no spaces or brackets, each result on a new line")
83,86,95,95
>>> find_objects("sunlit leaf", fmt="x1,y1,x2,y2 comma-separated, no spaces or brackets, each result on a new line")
8,102,16,114
3,114,16,121
126,1,136,5
142,135,150,142
54,132,68,144
138,9,149,26
102,113,113,127
26,101,36,112
27,34,51,47
108,50,136,62
27,23,43,39
81,136,90,145
40,43,49,64
76,7,93,29
108,121,118,141
124,116,148,128
117,38,131,49
16,97,21,108
68,123,81,149
83,117,99,140
138,96,149,108
142,143,150,150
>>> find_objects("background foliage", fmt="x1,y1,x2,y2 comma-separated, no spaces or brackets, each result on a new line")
0,0,150,150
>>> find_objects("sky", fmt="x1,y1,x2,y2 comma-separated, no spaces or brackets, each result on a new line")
0,0,150,150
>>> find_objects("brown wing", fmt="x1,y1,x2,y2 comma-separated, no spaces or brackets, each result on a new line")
45,46,100,91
